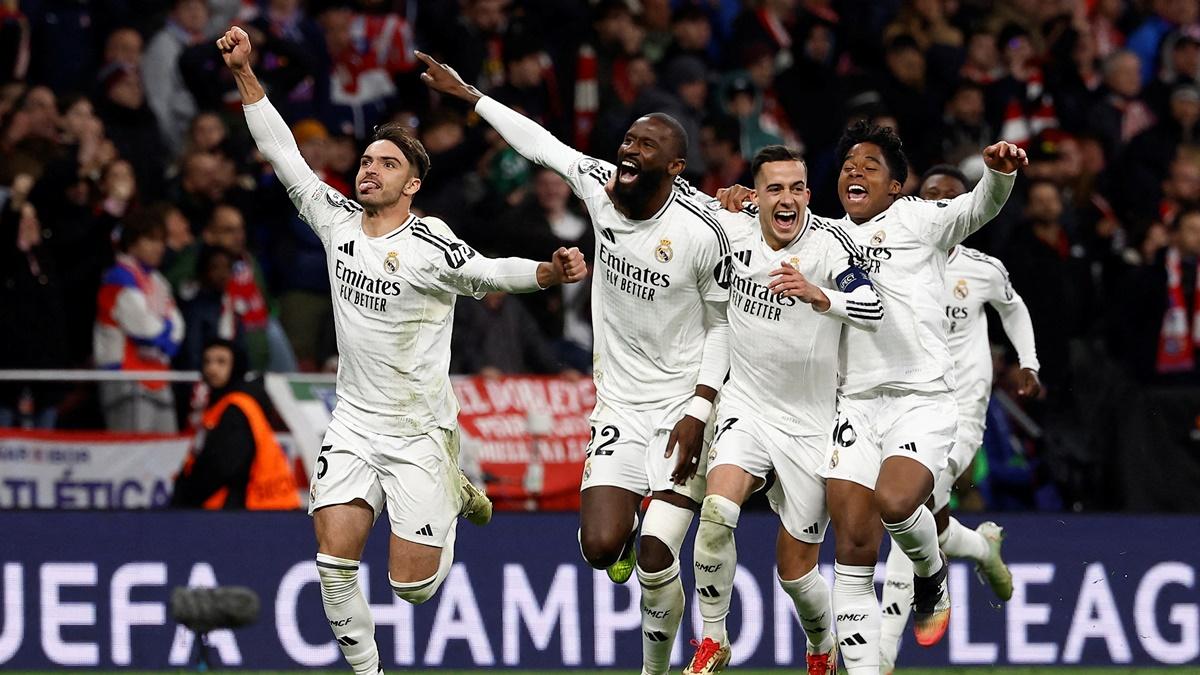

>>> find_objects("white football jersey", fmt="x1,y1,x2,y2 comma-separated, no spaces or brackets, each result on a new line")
944,245,1039,394
716,208,884,436
833,168,1016,395
473,95,732,414
559,156,729,410
245,96,542,437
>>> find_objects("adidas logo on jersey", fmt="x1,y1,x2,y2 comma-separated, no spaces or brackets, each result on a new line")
900,441,917,453
337,241,355,256
415,524,433,537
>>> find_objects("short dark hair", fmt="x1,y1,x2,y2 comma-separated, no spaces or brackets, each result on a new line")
921,164,968,188
642,112,689,160
835,119,909,186
370,122,430,179
119,207,166,251
751,145,806,180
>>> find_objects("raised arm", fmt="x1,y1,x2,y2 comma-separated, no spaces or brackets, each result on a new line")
217,26,319,193
915,141,1027,250
417,51,583,181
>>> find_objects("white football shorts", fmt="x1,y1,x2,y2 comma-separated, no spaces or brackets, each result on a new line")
309,417,461,548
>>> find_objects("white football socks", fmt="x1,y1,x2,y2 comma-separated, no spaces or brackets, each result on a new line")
778,566,834,654
316,553,379,675
879,541,914,671
883,506,943,578
637,560,685,675
939,516,991,562
833,562,881,675
694,495,741,643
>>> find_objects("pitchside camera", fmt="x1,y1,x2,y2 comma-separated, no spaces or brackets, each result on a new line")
171,586,260,670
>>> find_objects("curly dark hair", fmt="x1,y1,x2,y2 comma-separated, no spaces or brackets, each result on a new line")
835,119,908,187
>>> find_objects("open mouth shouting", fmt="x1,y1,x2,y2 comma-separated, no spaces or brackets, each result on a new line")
846,183,869,204
773,208,799,233
617,158,641,185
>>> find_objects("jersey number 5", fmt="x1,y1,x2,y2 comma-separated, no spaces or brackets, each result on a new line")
316,445,331,480
586,425,621,457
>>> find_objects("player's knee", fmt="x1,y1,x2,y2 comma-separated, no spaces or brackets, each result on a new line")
389,573,442,605
637,534,675,573
875,486,921,524
579,528,625,569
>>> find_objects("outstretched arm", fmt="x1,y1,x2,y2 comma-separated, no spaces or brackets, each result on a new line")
417,51,583,181
917,141,1027,250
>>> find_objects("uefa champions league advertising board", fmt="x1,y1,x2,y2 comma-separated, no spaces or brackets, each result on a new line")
1,512,1196,669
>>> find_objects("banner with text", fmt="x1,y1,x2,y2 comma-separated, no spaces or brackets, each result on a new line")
2,513,1197,669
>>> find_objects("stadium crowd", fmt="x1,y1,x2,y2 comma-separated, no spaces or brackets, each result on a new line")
1,0,1199,511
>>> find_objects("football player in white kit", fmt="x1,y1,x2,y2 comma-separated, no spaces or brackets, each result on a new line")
720,124,1026,674
683,146,883,675
878,165,1041,674
218,28,586,675
419,54,731,675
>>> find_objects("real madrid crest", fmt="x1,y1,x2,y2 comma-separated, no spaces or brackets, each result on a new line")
384,251,399,274
830,448,839,469
708,447,718,465
953,279,968,300
655,239,674,263
582,459,592,482
788,256,800,268
870,230,886,246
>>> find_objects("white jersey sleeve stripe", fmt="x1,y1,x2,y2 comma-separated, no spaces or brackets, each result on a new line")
677,198,731,254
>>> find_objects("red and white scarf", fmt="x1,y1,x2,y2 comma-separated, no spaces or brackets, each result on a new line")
1156,247,1200,373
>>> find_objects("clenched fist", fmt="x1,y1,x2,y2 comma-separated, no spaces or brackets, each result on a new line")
216,26,252,71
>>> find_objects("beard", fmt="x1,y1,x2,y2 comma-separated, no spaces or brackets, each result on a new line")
611,165,670,215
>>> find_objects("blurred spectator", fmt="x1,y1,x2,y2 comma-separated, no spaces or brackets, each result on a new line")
171,150,247,233
1088,0,1127,60
176,244,237,372
144,0,211,155
1113,206,1200,384
937,81,993,168
431,0,511,92
575,0,646,152
1126,0,1199,83
319,4,418,137
878,34,939,166
492,166,593,371
992,24,1060,150
663,5,715,67
698,114,751,197
161,203,195,271
171,338,300,509
1004,180,1092,392
491,38,564,137
1160,151,1200,227
1087,50,1156,159
0,181,67,428
642,55,707,176
94,210,184,433
451,292,571,376
1144,27,1200,115
97,64,169,199
1117,85,1200,223
961,30,1003,85
168,204,285,372
730,0,799,69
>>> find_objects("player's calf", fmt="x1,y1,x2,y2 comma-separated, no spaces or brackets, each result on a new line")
693,494,740,645
316,554,381,675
